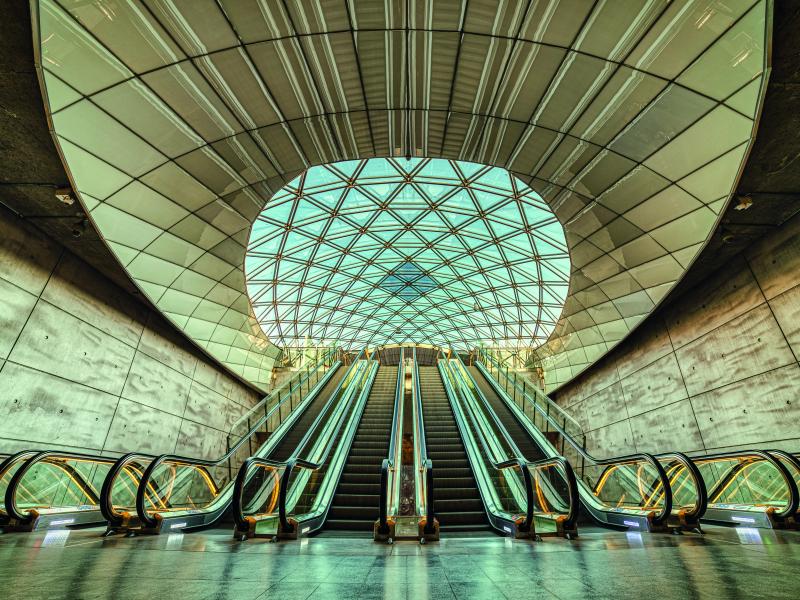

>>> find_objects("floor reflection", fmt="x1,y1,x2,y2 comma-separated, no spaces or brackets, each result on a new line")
0,525,796,599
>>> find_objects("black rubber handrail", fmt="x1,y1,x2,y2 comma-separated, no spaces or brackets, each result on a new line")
231,455,288,531
769,449,800,499
4,450,112,523
595,450,708,524
232,349,374,534
655,451,708,522
698,449,799,520
100,452,155,526
528,455,580,532
476,353,673,526
414,348,436,533
135,358,341,528
378,347,405,534
439,353,536,534
1,451,42,522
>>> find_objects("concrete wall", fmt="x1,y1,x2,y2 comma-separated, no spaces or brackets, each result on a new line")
0,208,262,460
552,212,800,458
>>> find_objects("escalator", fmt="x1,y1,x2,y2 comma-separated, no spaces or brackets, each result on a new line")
233,354,379,539
475,350,800,532
266,369,346,463
325,366,398,532
419,366,489,532
104,354,346,533
468,366,545,464
472,350,680,532
0,353,342,534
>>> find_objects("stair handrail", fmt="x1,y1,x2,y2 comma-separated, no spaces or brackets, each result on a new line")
413,348,436,533
474,353,673,527
378,347,405,533
233,348,376,534
134,355,342,528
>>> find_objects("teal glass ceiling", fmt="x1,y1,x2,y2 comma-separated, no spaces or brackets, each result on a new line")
246,158,569,349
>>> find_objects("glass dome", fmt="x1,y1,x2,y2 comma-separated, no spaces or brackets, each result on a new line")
246,158,569,350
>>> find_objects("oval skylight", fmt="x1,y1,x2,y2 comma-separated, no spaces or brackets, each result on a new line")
246,158,569,350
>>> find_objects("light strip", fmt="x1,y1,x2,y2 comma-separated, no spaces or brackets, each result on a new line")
623,520,641,527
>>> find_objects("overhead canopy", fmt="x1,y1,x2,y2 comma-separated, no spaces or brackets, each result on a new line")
32,0,770,390
246,157,569,349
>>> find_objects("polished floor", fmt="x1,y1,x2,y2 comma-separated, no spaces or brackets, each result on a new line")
0,525,797,599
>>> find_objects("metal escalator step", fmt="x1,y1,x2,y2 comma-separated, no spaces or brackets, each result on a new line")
336,483,380,494
332,493,381,507
328,505,380,519
324,519,375,531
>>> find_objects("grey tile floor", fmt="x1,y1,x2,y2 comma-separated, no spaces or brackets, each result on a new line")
0,525,797,599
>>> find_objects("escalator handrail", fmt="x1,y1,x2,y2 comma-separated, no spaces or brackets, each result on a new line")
453,354,543,472
282,349,368,466
0,450,42,505
100,452,156,525
696,449,799,520
594,450,708,522
768,450,800,516
379,348,405,532
231,455,288,532
276,354,377,531
4,450,113,523
475,355,673,526
232,350,373,533
477,348,584,437
439,354,535,533
654,451,708,521
134,359,343,528
413,348,435,533
527,455,581,531
1,450,46,519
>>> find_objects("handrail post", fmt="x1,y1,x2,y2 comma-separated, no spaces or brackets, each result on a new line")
581,436,586,481
227,438,232,483
512,371,517,405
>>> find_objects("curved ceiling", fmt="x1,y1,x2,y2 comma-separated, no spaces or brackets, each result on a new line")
32,0,770,390
246,157,569,349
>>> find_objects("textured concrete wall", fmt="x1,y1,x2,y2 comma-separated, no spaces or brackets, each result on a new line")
552,212,800,458
0,208,261,459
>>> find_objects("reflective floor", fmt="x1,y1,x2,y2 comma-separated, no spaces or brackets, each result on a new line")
0,526,797,599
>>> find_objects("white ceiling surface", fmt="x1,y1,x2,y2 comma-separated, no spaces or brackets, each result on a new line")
32,0,770,391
